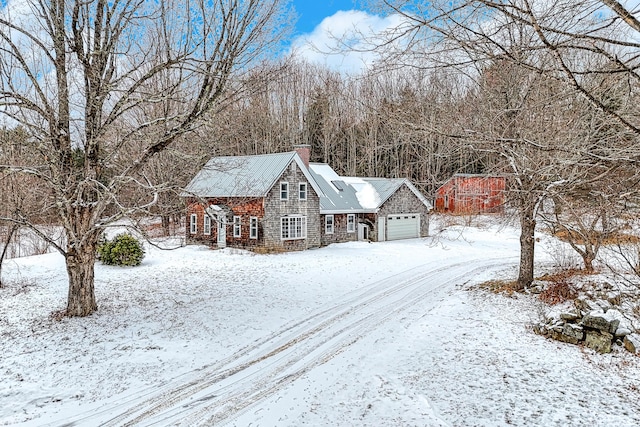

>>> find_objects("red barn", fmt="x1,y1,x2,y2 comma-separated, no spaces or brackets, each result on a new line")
434,174,505,214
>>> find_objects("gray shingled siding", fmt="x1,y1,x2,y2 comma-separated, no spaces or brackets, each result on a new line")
320,213,362,246
262,161,321,251
372,184,430,240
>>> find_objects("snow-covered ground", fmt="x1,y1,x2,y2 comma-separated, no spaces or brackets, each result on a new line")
1,217,639,426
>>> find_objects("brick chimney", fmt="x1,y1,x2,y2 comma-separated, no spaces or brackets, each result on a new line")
294,144,311,169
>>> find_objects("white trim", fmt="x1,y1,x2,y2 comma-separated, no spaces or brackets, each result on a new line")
281,215,307,240
386,213,421,241
347,214,355,233
319,208,375,214
292,154,324,199
250,216,258,239
325,214,334,234
217,217,226,248
190,214,197,234
299,182,307,200
203,215,211,235
280,182,289,200
378,216,386,242
233,216,241,238
358,223,369,241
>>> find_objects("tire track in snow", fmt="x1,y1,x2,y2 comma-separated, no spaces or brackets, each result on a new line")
62,257,514,426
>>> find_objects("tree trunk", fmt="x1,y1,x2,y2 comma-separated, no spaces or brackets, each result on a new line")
582,250,595,272
162,215,171,237
0,224,18,288
65,237,99,317
517,209,536,290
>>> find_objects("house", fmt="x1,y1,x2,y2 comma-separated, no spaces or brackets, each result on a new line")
434,174,505,214
182,145,431,251
309,164,431,244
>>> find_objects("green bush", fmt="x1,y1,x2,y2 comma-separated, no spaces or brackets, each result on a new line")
97,233,145,266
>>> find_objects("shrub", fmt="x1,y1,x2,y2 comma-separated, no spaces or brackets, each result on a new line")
97,233,145,266
539,281,578,305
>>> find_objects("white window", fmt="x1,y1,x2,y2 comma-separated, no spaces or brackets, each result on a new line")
347,214,355,233
250,216,258,239
299,182,307,200
204,215,211,235
325,215,334,234
281,216,307,240
233,216,241,238
280,182,289,200
190,214,197,234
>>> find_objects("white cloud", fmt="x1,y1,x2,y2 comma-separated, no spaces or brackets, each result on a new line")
289,10,409,74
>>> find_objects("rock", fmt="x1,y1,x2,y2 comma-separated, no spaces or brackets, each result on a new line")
550,323,584,345
623,334,640,354
544,315,561,325
560,311,580,322
606,291,621,306
529,283,544,294
574,297,595,313
533,323,548,336
565,323,585,339
595,299,612,312
604,309,634,337
584,330,613,354
550,324,564,333
601,281,614,291
581,310,620,334
615,326,632,338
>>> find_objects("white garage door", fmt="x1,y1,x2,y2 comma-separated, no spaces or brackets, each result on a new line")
386,214,420,241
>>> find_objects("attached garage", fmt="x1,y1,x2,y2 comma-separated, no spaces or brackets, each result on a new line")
386,213,420,241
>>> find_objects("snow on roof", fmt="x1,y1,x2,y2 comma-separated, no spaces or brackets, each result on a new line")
309,163,431,212
310,163,385,211
184,155,429,213
309,164,364,213
341,176,383,210
309,164,341,191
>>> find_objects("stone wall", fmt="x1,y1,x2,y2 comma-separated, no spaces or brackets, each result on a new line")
262,161,320,251
185,197,265,249
320,213,362,246
185,159,320,252
534,295,640,355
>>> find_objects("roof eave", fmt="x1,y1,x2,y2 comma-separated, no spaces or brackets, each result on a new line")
319,208,374,215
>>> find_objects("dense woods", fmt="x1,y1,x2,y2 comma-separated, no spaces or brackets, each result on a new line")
1,0,640,312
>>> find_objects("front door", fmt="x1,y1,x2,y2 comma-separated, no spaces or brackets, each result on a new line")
358,223,369,241
217,217,227,248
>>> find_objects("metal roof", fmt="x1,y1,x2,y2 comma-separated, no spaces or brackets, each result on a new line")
360,178,433,210
309,164,432,213
308,164,366,213
183,152,322,198
356,177,404,207
183,153,431,212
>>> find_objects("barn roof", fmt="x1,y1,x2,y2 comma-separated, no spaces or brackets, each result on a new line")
182,152,322,198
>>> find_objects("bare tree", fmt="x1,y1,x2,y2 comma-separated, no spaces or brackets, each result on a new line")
369,0,640,288
0,0,291,316
377,0,640,130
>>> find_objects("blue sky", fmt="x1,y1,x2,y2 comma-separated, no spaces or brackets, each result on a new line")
291,0,360,35
287,1,404,73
